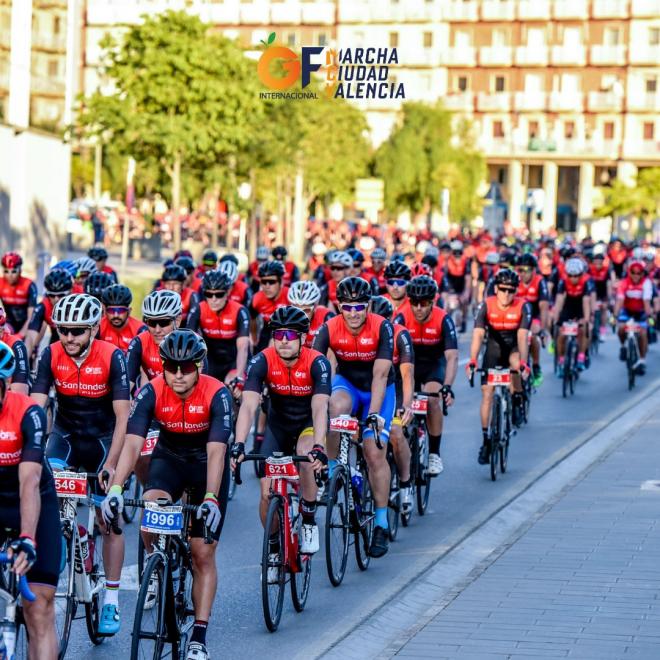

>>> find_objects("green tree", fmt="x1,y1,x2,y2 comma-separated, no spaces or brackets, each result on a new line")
76,10,263,249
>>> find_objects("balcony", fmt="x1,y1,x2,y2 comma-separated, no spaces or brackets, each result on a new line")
203,4,241,25
479,137,516,156
479,46,513,67
629,44,660,65
514,91,547,111
593,0,628,18
515,45,548,66
553,0,588,19
588,91,623,112
338,3,370,22
441,46,476,67
443,1,478,21
631,0,658,17
551,45,586,66
270,2,302,24
517,0,550,20
301,2,334,24
240,3,268,24
627,92,660,111
549,91,584,112
481,0,516,21
31,76,65,96
32,32,67,52
590,45,627,66
527,138,558,152
443,93,475,112
623,139,660,158
477,92,511,112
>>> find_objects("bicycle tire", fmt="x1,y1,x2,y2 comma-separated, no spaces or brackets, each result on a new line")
137,533,146,580
500,397,510,474
85,526,105,646
401,427,416,527
14,611,29,659
562,338,573,398
591,311,601,356
122,473,142,523
416,427,431,515
489,395,500,482
130,552,168,660
387,460,400,542
324,467,349,587
627,336,636,390
290,540,312,612
56,531,77,659
261,496,285,632
354,465,373,571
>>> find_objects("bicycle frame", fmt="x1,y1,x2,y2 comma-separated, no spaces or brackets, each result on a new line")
0,555,35,660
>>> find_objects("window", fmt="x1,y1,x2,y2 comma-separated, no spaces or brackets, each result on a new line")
497,168,507,185
317,32,327,47
526,27,545,46
457,75,468,92
492,28,507,47
604,27,620,46
53,16,61,34
423,32,433,48
646,78,657,94
564,121,575,139
389,32,399,48
604,122,615,139
650,28,660,46
493,121,505,138
643,122,654,140
494,76,506,92
48,59,58,77
286,32,296,47
528,121,539,139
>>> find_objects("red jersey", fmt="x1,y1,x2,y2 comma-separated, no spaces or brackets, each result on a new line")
589,261,611,283
617,276,652,314
561,273,590,297
517,274,544,303
446,255,469,278
251,287,290,323
136,330,163,380
180,287,195,321
305,305,332,348
261,345,324,397
282,261,297,287
0,276,33,307
198,299,244,340
0,391,39,467
485,297,526,331
50,340,117,399
229,279,249,305
99,316,146,353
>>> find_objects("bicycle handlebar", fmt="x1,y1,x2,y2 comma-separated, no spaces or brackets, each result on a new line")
234,454,320,487
0,553,36,602
108,499,122,536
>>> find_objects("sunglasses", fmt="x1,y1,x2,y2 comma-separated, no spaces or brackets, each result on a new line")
387,278,408,287
204,290,227,299
3,269,19,275
261,279,279,286
58,326,89,337
107,306,129,315
272,329,301,341
145,318,173,328
498,287,517,294
162,359,198,375
330,266,346,272
410,299,433,308
341,303,368,313
630,270,644,276
517,267,533,273
46,292,69,299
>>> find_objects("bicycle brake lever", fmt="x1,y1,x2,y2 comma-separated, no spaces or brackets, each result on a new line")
108,500,122,536
233,460,242,486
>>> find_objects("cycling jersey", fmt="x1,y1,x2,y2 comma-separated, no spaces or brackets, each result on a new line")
27,296,57,338
556,275,595,320
312,313,394,391
517,274,550,319
617,276,653,314
180,287,199,323
608,247,628,278
0,276,37,332
126,330,163,383
362,267,387,293
32,340,130,437
384,294,411,318
99,316,147,354
393,305,457,364
229,279,251,306
100,264,118,283
247,260,262,292
250,286,290,352
474,296,532,348
320,279,339,308
589,262,612,300
445,255,470,294
392,324,414,368
305,305,334,348
280,261,299,287
0,331,28,386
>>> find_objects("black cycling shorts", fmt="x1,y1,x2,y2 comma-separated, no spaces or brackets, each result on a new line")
0,489,61,588
481,338,518,385
414,359,445,391
258,419,313,478
207,360,235,384
145,444,230,541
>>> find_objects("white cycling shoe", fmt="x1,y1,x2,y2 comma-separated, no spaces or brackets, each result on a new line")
266,553,280,584
300,523,319,554
428,453,444,477
401,486,413,513
187,641,210,660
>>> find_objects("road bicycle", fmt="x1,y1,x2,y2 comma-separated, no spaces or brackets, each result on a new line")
622,318,643,391
591,304,603,357
0,552,35,660
559,321,580,398
235,453,314,632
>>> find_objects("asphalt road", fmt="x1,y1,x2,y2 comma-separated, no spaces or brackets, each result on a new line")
63,329,658,659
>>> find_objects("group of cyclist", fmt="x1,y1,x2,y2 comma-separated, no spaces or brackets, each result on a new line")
0,233,656,659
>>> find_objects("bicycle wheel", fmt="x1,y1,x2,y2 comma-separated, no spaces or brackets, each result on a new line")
174,551,194,632
489,396,500,482
325,467,349,587
627,337,637,390
290,518,312,613
416,428,431,515
592,311,601,356
500,399,510,474
55,531,77,659
261,496,285,632
130,553,168,660
354,467,374,572
401,429,416,527
122,473,142,523
85,526,105,646
387,460,400,542
137,533,146,580
562,341,573,398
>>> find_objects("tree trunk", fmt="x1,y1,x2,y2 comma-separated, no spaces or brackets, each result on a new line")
171,152,182,252
292,167,305,265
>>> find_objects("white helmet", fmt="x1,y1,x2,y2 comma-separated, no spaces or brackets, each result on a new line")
75,257,97,276
288,280,321,306
592,243,607,257
312,242,327,256
52,293,102,326
371,247,387,261
450,240,464,252
142,290,183,319
565,258,585,276
218,260,239,285
486,252,500,265
328,250,353,268
256,246,270,261
632,247,645,260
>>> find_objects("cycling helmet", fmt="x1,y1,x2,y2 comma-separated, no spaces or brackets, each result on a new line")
499,250,517,267
384,260,411,281
52,260,78,278
142,290,183,319
258,260,285,279
422,253,438,269
52,294,102,327
371,247,387,261
631,247,645,261
425,246,440,259
410,262,432,278
347,248,365,265
88,246,108,261
102,284,132,307
519,253,538,269
75,257,97,276
592,243,607,258
84,271,114,299
218,260,239,284
272,246,288,260
174,249,193,260
450,240,464,253
312,242,327,256
269,305,310,334
336,276,371,304
161,264,186,283
256,246,270,261
370,295,393,319
565,258,585,277
44,268,73,295
1,252,22,269
407,275,438,300
219,254,239,266
628,260,646,274
485,252,500,266
201,250,218,267
175,256,195,274
159,328,207,363
201,270,233,293
494,268,520,288
288,280,321,306
328,251,353,268
0,341,16,380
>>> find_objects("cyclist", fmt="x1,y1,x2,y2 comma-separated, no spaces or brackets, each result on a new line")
30,293,130,635
72,256,97,293
371,296,415,513
444,240,471,333
218,258,252,307
312,276,395,558
394,276,458,475
347,248,379,294
127,290,183,389
608,236,629,280
248,245,270,293
614,260,653,375
84,270,115,301
99,284,147,354
232,306,330,556
0,252,37,337
191,250,218,293
160,263,199,325
516,253,550,386
24,267,73,356
384,260,412,316
553,258,593,374
288,280,334,347
250,260,290,353
363,247,388,294
589,244,615,339
88,246,118,283
272,245,300,287
468,269,531,465
0,342,59,660
319,250,353,311
0,304,29,394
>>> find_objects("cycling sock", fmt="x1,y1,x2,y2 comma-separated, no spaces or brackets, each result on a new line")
104,580,120,607
191,620,208,645
301,499,317,525
429,433,441,454
578,352,585,361
375,507,389,529
482,428,489,446
268,532,280,554
399,478,411,488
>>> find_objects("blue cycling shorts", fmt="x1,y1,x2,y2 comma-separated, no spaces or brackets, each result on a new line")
617,311,648,327
331,374,395,444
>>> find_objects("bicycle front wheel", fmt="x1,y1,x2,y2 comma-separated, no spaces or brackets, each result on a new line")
500,400,510,474
85,525,105,646
489,396,501,482
262,496,285,632
325,467,349,587
290,544,312,612
354,469,374,571
122,473,142,523
387,460,400,542
627,337,637,390
55,531,77,659
416,429,431,515
131,553,168,660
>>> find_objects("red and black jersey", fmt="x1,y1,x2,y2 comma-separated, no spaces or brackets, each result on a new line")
127,330,163,383
363,267,387,294
517,274,549,319
446,255,469,279
0,276,37,332
394,305,457,364
281,261,299,287
250,286,290,352
392,323,414,367
617,276,653,314
180,287,199,322
608,246,628,278
0,330,28,385
229,279,250,306
198,299,250,370
474,296,532,348
305,305,333,348
99,316,147,354
559,273,591,298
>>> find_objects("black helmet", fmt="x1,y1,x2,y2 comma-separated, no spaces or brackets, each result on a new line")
162,264,186,283
174,249,193,260
159,328,207,363
269,305,310,334
421,253,438,269
519,253,538,269
272,246,288,260
258,260,285,279
88,246,108,261
44,268,73,295
384,261,411,281
499,250,518,267
84,271,114,299
219,253,239,266
102,284,132,307
336,276,371,304
494,268,520,288
201,250,218,266
174,256,195,274
371,295,393,319
201,270,233,293
407,275,438,301
347,248,364,265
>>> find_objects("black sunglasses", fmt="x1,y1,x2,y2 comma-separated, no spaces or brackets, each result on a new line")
58,326,88,337
145,318,173,328
205,291,227,299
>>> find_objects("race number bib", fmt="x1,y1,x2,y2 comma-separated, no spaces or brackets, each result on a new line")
140,430,159,456
54,472,88,499
140,504,184,535
487,369,511,386
329,416,359,436
411,395,428,415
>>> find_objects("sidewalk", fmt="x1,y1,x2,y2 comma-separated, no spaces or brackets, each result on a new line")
391,406,660,659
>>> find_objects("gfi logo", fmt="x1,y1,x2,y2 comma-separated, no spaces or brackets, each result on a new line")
188,405,204,414
295,371,306,378
85,367,103,375
257,32,323,90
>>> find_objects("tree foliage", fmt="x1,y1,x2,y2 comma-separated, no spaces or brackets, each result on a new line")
595,167,660,221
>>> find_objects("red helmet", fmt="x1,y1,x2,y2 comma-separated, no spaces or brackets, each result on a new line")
628,260,646,274
410,262,432,278
1,252,22,269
